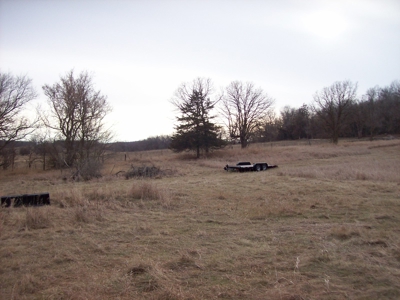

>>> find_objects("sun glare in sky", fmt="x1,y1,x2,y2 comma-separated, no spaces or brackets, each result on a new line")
301,10,348,42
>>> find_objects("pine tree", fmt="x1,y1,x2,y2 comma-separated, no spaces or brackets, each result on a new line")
170,80,225,158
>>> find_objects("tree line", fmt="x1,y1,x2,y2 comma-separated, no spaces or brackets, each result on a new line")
169,78,400,157
1,69,399,174
257,80,400,143
109,136,171,152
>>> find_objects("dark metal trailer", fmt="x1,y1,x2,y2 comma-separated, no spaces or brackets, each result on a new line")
1,193,50,207
224,161,277,172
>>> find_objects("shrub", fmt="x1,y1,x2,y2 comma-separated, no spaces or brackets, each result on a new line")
72,159,103,181
125,165,162,179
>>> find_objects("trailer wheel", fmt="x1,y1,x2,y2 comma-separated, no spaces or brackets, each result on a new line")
255,164,261,171
262,164,267,171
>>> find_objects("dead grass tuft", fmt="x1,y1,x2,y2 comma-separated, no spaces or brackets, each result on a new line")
164,253,199,271
129,181,160,200
74,206,90,223
329,225,361,240
125,263,185,297
128,181,175,209
15,273,44,296
247,197,303,219
55,187,87,208
22,207,52,230
127,264,159,292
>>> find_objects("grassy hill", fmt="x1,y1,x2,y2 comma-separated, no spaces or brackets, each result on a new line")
1,139,400,299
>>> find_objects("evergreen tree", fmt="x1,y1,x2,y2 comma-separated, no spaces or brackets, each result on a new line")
170,79,225,158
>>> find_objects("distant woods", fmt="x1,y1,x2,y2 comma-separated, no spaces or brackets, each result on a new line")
1,68,400,169
272,80,400,144
242,80,400,145
109,136,171,152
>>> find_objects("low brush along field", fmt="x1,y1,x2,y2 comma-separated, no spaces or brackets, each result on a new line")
1,139,400,299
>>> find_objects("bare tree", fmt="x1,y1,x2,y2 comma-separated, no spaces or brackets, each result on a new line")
378,80,400,134
42,70,112,168
0,72,37,152
348,99,366,139
312,80,357,144
27,130,52,170
362,86,381,140
253,109,279,143
221,81,274,148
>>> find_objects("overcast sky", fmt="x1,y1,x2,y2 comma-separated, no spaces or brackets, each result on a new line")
1,0,399,142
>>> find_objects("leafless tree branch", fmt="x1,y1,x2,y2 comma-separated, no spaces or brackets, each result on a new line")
0,72,38,152
220,81,274,148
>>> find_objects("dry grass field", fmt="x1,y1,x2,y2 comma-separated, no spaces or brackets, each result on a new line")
1,139,400,299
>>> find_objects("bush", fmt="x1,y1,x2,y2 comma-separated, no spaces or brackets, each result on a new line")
72,159,103,181
125,165,162,179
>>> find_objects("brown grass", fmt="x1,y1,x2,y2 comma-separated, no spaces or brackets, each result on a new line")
1,139,400,299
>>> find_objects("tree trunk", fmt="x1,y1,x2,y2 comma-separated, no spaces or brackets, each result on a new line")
332,131,339,144
240,135,248,148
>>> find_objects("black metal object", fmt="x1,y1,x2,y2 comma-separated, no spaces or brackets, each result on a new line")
1,193,50,207
224,162,278,172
